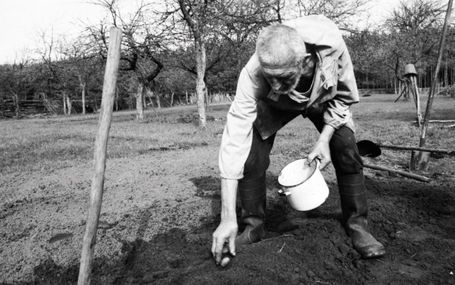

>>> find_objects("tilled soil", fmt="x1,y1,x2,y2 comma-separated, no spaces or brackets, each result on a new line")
1,102,455,284
2,158,454,284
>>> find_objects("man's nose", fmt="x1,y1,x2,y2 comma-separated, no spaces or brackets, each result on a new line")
270,79,282,91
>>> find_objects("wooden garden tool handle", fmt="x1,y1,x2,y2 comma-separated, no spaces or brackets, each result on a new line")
363,163,430,182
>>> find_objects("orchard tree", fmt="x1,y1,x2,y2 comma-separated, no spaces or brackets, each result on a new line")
383,0,446,88
345,30,393,89
166,0,216,128
89,0,167,120
36,30,71,114
283,0,370,29
0,58,32,117
161,0,278,128
59,36,100,114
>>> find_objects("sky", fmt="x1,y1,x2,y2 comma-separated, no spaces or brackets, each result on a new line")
0,0,107,63
0,0,402,64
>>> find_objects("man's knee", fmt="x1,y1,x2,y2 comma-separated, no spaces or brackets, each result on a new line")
330,127,363,174
243,129,274,177
243,149,271,177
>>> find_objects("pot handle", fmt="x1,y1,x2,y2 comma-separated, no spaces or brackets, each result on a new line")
305,157,321,170
311,157,321,170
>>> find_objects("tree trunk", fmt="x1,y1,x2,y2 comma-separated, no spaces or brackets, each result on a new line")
12,93,19,118
136,83,144,120
185,91,189,104
66,95,72,115
393,78,397,95
115,87,119,111
142,89,147,109
94,92,98,112
195,39,207,128
81,82,86,115
146,90,154,108
170,92,174,107
156,93,161,109
63,92,67,115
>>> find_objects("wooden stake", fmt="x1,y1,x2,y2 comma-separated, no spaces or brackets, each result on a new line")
411,76,422,126
419,0,453,140
413,0,453,170
77,27,122,285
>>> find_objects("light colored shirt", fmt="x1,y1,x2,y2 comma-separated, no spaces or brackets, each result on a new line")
219,15,359,180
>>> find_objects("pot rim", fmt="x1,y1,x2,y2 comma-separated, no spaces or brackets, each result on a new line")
278,159,319,188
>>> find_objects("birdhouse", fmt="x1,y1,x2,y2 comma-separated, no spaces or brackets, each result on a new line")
404,64,417,77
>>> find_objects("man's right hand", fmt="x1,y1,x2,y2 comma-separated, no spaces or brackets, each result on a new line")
211,219,238,266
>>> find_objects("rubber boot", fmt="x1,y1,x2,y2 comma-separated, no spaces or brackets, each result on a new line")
339,175,386,259
235,176,266,247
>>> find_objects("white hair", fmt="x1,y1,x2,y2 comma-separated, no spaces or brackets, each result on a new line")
256,24,307,68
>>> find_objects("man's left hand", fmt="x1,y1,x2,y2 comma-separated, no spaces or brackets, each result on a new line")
307,124,335,169
307,139,331,169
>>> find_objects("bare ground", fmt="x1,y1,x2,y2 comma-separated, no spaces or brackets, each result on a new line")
1,95,454,284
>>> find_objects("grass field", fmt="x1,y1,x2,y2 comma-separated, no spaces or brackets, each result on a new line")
1,94,454,284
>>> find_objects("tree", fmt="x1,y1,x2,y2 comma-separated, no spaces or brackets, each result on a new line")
287,0,369,29
36,30,71,114
170,0,214,128
383,0,446,90
0,59,31,117
89,0,166,120
59,36,100,114
161,0,277,128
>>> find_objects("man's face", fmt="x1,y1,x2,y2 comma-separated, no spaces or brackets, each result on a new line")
260,53,314,95
262,65,302,95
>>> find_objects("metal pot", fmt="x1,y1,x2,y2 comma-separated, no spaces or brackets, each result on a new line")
278,159,329,211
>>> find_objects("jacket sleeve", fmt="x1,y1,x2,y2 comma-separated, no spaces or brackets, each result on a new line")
219,55,268,179
323,46,359,129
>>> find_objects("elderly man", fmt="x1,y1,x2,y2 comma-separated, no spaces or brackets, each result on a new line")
211,15,386,266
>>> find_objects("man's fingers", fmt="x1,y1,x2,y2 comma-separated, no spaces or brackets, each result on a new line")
220,244,234,267
306,154,315,165
214,236,224,264
211,236,216,257
307,153,315,161
229,236,236,256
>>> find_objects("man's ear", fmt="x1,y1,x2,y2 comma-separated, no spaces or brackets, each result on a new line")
300,53,312,67
303,53,312,59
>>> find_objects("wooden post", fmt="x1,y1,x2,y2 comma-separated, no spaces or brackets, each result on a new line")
411,76,422,126
412,0,453,171
77,27,122,285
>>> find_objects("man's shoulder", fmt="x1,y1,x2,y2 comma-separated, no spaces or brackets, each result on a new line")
284,15,338,31
244,53,264,80
283,15,344,50
285,15,336,26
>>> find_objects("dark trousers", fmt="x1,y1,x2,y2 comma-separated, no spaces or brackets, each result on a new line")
239,112,368,227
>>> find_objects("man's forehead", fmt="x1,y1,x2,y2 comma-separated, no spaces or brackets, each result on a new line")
261,65,300,78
